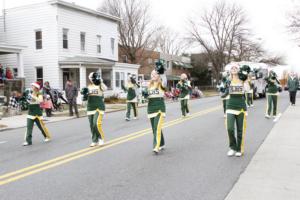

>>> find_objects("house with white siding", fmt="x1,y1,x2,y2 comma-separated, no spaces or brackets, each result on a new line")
0,0,139,95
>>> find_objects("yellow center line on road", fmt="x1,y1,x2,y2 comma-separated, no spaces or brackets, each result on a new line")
0,106,221,186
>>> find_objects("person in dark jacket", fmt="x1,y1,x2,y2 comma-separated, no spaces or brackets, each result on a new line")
287,72,299,106
43,81,55,107
65,80,79,117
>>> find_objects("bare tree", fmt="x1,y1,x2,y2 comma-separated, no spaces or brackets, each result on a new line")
260,55,286,65
99,0,161,64
188,1,250,80
232,35,265,62
156,27,189,55
287,2,300,42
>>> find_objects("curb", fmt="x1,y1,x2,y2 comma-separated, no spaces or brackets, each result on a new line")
0,96,218,132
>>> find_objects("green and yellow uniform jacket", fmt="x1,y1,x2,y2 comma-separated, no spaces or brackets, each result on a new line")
87,83,107,115
266,78,279,95
226,79,247,115
287,76,299,92
122,83,138,103
27,92,43,119
144,75,167,118
176,80,192,100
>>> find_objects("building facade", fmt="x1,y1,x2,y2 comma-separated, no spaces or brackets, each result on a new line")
0,0,139,95
119,47,193,88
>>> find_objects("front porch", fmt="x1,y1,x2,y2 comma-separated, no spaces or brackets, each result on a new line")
59,56,140,96
0,43,26,78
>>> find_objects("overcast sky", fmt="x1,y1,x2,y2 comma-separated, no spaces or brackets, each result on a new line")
1,0,300,69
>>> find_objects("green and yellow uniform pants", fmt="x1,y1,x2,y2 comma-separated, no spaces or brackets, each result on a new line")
266,95,278,116
150,113,165,149
126,102,138,118
246,92,253,106
25,117,51,144
226,112,246,153
88,110,105,143
180,99,189,116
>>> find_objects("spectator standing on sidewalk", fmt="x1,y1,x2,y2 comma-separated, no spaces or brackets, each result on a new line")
65,80,79,117
8,91,22,116
43,81,54,106
287,71,299,106
40,94,54,117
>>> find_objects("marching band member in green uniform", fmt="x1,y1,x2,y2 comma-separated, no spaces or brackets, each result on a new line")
122,74,140,121
244,76,254,107
23,82,51,146
176,73,192,117
81,72,107,147
265,71,281,119
218,72,230,117
142,60,167,154
226,65,250,157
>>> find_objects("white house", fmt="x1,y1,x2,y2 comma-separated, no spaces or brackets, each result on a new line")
0,0,139,95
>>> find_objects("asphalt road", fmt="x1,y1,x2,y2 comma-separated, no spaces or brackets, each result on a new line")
0,93,290,200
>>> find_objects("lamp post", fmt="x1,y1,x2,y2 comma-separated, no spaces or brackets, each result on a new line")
208,62,213,87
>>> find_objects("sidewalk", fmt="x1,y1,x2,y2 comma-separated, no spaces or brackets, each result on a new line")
0,103,129,132
0,95,218,132
225,100,300,200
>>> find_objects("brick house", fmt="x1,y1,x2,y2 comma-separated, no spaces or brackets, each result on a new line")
119,46,194,88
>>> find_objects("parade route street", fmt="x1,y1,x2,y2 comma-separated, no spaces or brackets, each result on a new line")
0,95,289,200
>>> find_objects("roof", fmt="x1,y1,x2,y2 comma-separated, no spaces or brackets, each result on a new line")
49,0,120,22
0,43,26,54
172,61,193,69
167,75,180,81
59,56,116,65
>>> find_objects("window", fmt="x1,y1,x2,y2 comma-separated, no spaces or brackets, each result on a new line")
115,72,125,88
110,38,115,55
63,28,69,49
115,72,120,88
36,67,43,84
148,58,153,64
122,55,128,63
96,35,101,53
35,30,42,50
120,72,125,87
13,68,18,78
80,32,86,51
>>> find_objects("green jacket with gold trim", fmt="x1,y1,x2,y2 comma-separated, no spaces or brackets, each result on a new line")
226,80,247,115
122,83,138,102
176,80,191,99
87,83,107,115
27,92,43,119
143,75,167,118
